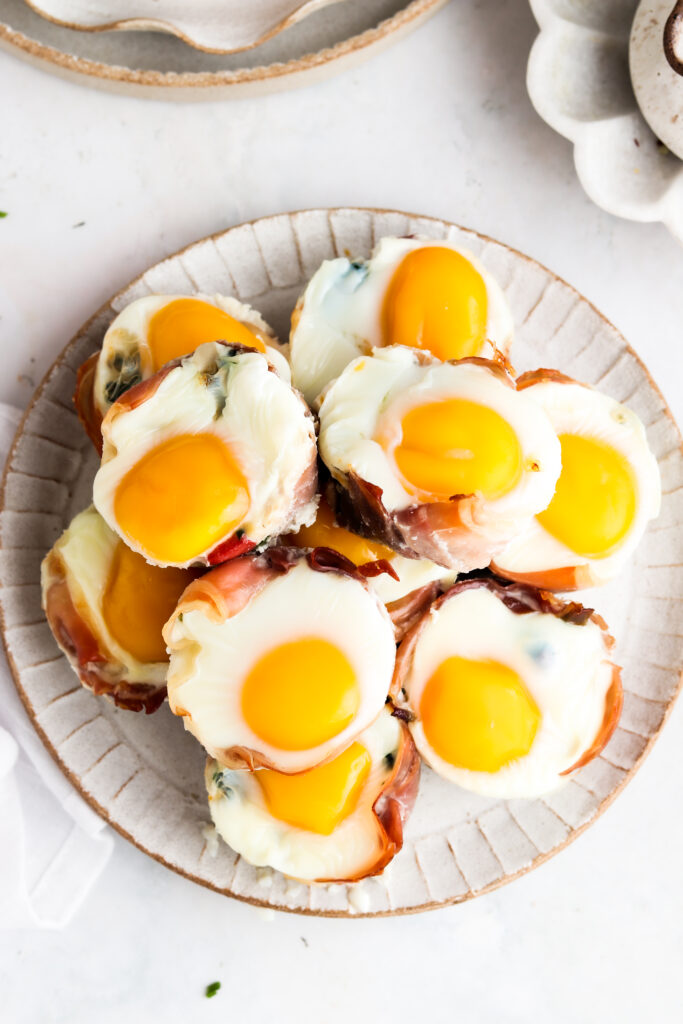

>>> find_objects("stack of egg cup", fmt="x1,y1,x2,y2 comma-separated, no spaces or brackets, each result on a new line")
41,237,661,884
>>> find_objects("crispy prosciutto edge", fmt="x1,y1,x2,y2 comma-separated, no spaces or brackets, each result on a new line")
354,721,421,883
328,357,533,573
164,546,398,771
492,369,615,591
281,479,447,642
385,581,443,643
96,344,318,568
204,717,420,885
73,352,104,456
392,574,623,781
41,548,167,714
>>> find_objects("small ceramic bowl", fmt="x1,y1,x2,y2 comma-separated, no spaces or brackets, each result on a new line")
630,0,683,160
23,0,349,54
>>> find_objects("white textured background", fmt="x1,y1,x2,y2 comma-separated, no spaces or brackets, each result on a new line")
1,1,682,1021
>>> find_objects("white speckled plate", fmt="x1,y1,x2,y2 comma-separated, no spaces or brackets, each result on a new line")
24,0,350,55
0,0,449,99
527,0,683,243
1,208,682,917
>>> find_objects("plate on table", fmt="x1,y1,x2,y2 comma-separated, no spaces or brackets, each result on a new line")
0,0,449,99
1,207,682,917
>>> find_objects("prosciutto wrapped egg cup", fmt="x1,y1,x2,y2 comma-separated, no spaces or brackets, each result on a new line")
318,347,561,573
205,708,419,884
492,370,661,590
75,294,289,452
290,235,514,405
41,506,197,713
163,547,397,774
283,490,457,640
93,342,317,569
394,576,622,799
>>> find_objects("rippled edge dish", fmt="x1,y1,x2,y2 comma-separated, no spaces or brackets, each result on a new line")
1,208,682,917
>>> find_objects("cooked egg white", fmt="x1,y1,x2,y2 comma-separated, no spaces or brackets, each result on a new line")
41,505,195,701
165,557,397,774
318,347,561,570
93,293,289,417
93,342,317,568
493,375,661,588
290,235,514,405
399,583,617,798
205,709,408,883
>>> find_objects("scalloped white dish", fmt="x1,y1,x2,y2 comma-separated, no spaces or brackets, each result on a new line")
527,0,683,243
1,208,682,918
24,0,348,54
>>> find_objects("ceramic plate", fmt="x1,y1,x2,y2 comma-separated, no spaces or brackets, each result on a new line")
1,208,682,917
527,0,683,244
24,0,351,56
0,0,448,99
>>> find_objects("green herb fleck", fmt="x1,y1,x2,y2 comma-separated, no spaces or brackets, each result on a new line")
104,350,141,404
205,982,221,999
212,771,233,797
0,211,7,219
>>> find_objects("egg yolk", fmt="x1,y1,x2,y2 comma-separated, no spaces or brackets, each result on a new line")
420,656,540,773
537,434,637,559
114,433,250,564
241,638,360,752
147,298,265,370
381,247,488,360
102,541,193,663
285,496,395,565
389,398,522,500
255,742,371,835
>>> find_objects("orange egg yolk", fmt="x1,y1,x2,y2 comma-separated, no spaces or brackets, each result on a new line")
387,398,522,501
537,434,637,559
102,541,194,663
381,247,488,360
241,637,360,752
255,742,371,835
147,298,265,370
420,656,540,773
285,497,395,565
114,433,250,564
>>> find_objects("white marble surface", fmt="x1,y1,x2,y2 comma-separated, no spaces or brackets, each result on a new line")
1,1,682,1020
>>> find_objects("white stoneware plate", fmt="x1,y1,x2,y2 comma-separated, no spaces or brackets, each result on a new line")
527,0,683,243
24,0,350,55
0,0,448,99
1,208,681,918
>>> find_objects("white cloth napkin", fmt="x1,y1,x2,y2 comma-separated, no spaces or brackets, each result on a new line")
0,403,113,929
